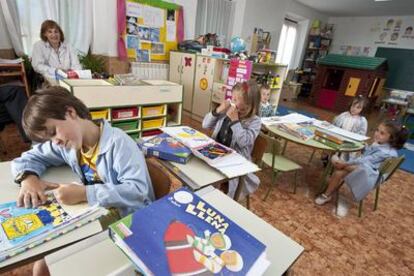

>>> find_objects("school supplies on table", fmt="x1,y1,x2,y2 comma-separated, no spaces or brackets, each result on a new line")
261,113,314,127
277,123,315,141
161,126,215,149
313,135,360,150
314,129,347,144
109,188,270,275
138,133,192,164
0,195,107,262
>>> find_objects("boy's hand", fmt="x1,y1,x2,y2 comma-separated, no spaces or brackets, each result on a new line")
226,105,239,122
216,100,231,114
18,176,60,208
54,184,87,205
332,159,347,169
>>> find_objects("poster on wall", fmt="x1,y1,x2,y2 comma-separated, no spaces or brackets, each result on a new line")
137,49,151,62
150,28,160,42
151,42,165,55
401,25,414,39
138,26,151,41
127,35,140,49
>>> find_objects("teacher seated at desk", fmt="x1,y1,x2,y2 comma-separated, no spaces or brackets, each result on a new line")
31,20,82,80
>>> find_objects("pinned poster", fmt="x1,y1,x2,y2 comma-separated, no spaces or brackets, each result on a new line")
166,21,176,42
126,2,142,17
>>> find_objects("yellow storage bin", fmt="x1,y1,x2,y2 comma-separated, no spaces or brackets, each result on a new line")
90,109,109,120
142,105,165,117
142,118,165,129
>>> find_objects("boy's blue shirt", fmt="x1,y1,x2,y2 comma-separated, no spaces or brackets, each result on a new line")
12,120,155,217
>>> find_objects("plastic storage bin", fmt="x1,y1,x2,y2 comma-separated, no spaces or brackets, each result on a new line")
90,109,109,120
128,133,140,141
142,105,165,117
142,118,165,129
112,120,138,131
112,107,139,120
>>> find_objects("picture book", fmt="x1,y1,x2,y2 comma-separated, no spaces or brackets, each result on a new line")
161,126,215,149
109,188,269,276
0,195,107,262
277,123,315,141
138,133,192,164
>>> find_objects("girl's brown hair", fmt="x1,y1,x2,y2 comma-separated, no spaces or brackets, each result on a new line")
40,20,65,42
381,120,409,149
22,86,91,142
232,80,260,119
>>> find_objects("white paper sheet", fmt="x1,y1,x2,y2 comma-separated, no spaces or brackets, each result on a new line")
166,20,176,41
126,2,141,17
261,113,314,126
142,6,164,27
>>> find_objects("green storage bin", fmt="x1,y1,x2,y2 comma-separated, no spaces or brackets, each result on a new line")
112,120,138,131
128,133,140,141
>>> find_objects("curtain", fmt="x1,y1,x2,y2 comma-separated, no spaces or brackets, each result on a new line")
195,0,235,47
276,20,298,68
12,0,92,55
0,0,24,56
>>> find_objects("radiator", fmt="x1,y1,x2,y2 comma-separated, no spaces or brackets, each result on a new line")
130,62,169,80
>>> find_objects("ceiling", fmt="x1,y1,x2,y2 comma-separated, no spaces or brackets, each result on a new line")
295,0,414,16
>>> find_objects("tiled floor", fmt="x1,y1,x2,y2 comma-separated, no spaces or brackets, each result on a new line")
1,100,413,275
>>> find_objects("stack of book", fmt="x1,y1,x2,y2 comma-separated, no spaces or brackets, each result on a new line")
109,188,270,275
0,195,107,262
138,133,192,164
314,129,358,149
277,123,314,141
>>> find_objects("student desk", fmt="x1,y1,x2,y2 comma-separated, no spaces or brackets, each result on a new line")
264,124,365,193
0,162,102,272
46,186,304,276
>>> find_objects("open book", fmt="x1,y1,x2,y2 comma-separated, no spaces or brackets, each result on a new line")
0,195,107,262
109,188,270,275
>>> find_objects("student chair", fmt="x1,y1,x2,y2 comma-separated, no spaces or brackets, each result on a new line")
260,132,302,201
336,155,405,217
146,157,173,199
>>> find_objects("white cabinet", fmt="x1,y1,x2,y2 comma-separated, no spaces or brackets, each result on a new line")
192,56,216,119
169,51,196,112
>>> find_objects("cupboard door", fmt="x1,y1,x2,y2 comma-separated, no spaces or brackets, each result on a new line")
169,52,183,85
192,56,216,118
345,77,361,97
181,53,196,112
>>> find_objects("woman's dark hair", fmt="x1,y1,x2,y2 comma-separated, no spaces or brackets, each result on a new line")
349,95,368,115
232,80,260,118
381,120,409,149
40,20,65,42
22,86,91,142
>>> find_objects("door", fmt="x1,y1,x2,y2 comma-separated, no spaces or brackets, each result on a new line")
192,56,216,118
169,52,183,85
181,53,196,112
345,77,361,97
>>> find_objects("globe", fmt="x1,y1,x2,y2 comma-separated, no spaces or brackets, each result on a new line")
230,37,246,53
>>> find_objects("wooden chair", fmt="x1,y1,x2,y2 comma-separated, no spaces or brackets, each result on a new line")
336,155,405,217
146,157,173,199
260,132,302,201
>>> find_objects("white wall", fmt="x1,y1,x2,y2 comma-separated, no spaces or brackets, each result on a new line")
0,10,12,50
329,15,414,56
241,0,290,51
286,0,330,69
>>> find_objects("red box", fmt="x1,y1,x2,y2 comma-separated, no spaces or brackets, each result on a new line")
112,107,139,120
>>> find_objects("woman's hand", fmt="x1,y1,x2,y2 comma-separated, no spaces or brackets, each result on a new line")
226,105,239,122
18,176,60,208
216,99,231,114
54,184,87,205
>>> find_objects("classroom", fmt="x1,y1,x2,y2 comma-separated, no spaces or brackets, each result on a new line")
0,0,413,275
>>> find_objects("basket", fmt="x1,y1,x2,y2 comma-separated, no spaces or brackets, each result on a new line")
112,107,139,120
142,105,165,117
142,118,165,129
112,120,138,131
90,109,109,120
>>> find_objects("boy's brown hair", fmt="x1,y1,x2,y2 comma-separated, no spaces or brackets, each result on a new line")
232,80,260,119
22,86,91,142
40,20,65,42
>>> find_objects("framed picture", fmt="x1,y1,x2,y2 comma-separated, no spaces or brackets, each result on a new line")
151,42,165,55
137,49,151,62
138,26,151,41
150,28,160,42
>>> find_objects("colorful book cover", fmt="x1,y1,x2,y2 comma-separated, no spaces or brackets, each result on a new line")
0,196,71,253
110,188,268,275
277,123,314,141
138,133,192,164
162,126,215,149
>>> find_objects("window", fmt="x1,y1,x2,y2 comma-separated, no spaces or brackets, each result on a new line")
195,0,236,47
276,19,298,68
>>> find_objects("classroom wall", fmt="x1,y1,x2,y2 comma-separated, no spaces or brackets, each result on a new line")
286,0,330,69
329,15,414,57
241,0,291,51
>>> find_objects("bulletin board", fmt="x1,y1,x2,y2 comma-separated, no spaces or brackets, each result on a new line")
125,0,180,62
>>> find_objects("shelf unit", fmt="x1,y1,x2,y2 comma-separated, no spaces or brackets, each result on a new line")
251,62,288,107
298,33,333,98
0,62,30,97
59,79,183,140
